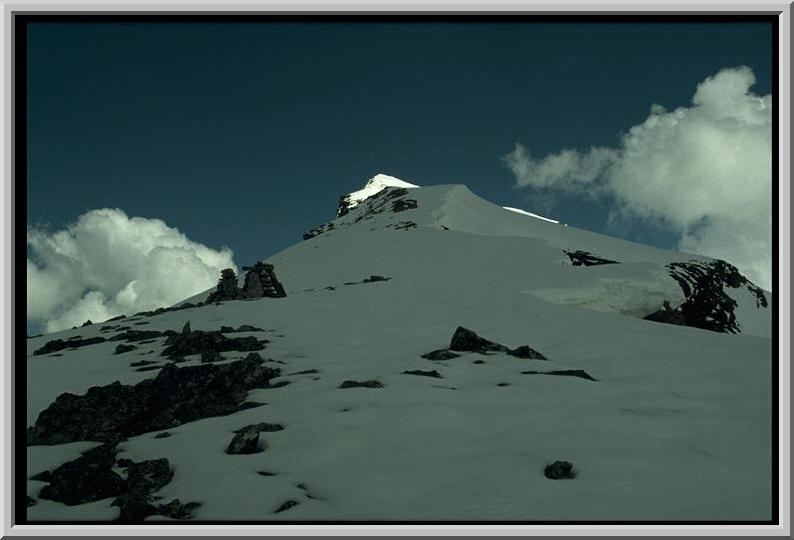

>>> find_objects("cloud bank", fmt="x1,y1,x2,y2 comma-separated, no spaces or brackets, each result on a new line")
504,66,772,290
27,208,236,333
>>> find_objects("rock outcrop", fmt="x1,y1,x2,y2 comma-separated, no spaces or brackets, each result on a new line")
644,259,769,334
27,356,281,445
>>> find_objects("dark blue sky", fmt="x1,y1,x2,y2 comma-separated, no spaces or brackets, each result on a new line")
26,19,772,266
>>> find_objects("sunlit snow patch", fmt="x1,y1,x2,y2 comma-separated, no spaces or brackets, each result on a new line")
503,206,561,224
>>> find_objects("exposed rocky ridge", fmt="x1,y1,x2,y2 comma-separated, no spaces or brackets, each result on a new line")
644,259,768,334
27,356,281,445
304,186,420,241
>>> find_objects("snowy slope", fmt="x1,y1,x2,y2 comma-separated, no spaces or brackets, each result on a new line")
26,176,773,522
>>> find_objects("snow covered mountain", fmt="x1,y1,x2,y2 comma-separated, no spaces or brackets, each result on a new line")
25,175,773,523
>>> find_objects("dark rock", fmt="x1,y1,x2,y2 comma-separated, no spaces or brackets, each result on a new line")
402,369,443,378
497,382,510,387
544,460,575,479
449,327,509,354
339,380,383,389
240,261,287,299
105,315,127,322
157,499,201,520
109,329,166,342
257,471,277,476
117,458,135,467
153,431,172,439
200,350,224,363
521,369,597,382
226,426,263,455
363,275,390,283
564,250,619,267
181,321,191,334
82,319,93,327
161,328,267,360
38,443,127,505
220,326,235,333
236,324,264,332
421,349,461,361
206,268,241,303
644,259,768,334
26,496,36,507
114,344,138,355
133,321,150,325
473,360,485,365
126,458,172,495
33,336,107,356
30,470,52,482
394,221,418,230
275,500,299,513
392,198,418,212
27,356,281,445
508,345,548,360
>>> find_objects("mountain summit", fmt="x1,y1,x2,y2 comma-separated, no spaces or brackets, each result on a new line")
25,176,773,522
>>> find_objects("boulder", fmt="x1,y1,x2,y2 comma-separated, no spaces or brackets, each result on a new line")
449,327,508,354
544,460,575,479
226,426,263,455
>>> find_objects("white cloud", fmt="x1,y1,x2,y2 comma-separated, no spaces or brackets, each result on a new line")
27,208,236,333
503,66,772,290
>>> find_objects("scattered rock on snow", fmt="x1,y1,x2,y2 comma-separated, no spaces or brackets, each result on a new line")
339,380,383,389
402,369,443,378
521,369,597,382
153,431,172,439
275,500,299,513
507,345,548,360
33,336,107,356
26,496,36,507
421,349,461,361
564,250,619,267
449,327,509,354
544,460,576,479
157,499,201,520
448,327,548,359
226,425,264,455
114,344,138,355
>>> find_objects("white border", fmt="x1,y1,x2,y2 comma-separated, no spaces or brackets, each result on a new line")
1,1,789,536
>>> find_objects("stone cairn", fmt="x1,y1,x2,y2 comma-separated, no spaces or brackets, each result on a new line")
241,261,287,299
206,262,286,303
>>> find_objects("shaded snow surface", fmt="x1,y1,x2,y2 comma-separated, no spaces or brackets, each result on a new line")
26,178,772,522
